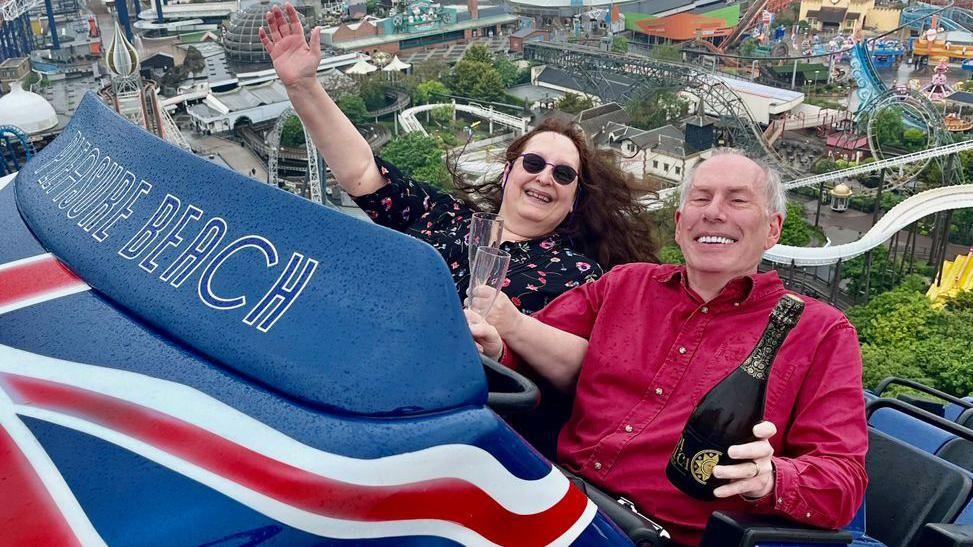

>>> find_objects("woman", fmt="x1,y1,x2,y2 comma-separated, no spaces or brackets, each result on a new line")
259,3,658,313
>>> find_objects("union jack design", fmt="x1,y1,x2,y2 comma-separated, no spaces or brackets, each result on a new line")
0,254,598,546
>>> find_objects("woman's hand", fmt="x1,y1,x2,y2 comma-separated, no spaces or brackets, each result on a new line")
259,3,322,90
469,286,526,340
465,309,503,360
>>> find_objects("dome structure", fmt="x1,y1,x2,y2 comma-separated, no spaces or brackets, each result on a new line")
224,0,308,66
0,80,59,135
830,183,853,197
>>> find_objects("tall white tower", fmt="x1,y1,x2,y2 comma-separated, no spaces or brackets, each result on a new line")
105,21,146,127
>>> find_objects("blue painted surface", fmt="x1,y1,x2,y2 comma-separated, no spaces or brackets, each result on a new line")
15,93,484,417
869,407,954,455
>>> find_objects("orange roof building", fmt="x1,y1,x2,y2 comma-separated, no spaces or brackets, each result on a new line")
633,12,732,40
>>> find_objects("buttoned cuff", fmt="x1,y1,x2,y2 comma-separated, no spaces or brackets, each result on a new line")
765,456,815,522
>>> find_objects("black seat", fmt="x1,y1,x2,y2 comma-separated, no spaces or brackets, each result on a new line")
866,429,973,547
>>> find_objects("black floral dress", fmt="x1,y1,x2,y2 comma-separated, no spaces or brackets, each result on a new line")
352,157,603,315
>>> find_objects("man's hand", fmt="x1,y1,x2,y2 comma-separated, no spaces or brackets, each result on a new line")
712,421,777,499
468,286,525,339
465,309,503,360
259,3,322,90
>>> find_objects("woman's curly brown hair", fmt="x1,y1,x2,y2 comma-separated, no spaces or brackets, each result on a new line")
452,117,660,269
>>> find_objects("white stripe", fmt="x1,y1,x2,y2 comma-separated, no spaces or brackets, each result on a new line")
0,253,92,317
15,405,506,546
0,253,61,272
551,500,598,547
0,173,14,191
0,284,91,316
0,344,570,514
0,387,106,546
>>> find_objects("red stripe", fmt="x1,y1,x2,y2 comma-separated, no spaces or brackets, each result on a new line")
0,256,86,309
0,424,82,546
3,374,588,545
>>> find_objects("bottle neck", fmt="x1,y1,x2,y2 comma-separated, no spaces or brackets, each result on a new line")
738,297,805,381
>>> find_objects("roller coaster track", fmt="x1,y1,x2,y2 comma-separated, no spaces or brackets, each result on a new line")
902,2,973,32
765,184,973,266
523,42,801,177
397,102,529,136
785,138,973,190
720,0,772,53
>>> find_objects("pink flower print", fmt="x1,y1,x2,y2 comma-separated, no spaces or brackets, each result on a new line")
381,197,393,211
380,166,389,175
511,297,522,308
537,271,546,277
527,263,537,268
566,281,579,288
526,284,538,291
540,238,554,250
577,262,591,272
450,262,460,270
367,211,379,220
502,277,511,288
538,277,547,285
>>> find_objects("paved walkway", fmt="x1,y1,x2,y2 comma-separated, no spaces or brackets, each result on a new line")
184,133,268,181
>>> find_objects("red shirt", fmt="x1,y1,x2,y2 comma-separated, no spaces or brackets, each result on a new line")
508,263,868,545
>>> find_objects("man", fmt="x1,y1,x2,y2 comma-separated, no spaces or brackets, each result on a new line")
468,150,868,545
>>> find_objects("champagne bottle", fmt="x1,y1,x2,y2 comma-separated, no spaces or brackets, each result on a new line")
665,294,805,501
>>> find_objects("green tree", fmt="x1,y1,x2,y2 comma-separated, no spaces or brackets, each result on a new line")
648,42,681,62
380,132,451,188
555,93,594,114
903,128,926,151
627,91,689,130
739,39,757,58
611,35,629,54
337,95,369,125
659,244,684,264
359,77,391,110
779,201,813,246
494,57,527,87
414,80,449,105
872,108,904,147
461,44,494,64
430,105,454,127
279,115,305,148
451,58,504,102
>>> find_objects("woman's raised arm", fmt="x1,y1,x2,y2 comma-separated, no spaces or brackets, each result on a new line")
259,2,385,196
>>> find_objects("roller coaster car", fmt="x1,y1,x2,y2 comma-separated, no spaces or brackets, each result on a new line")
0,94,958,546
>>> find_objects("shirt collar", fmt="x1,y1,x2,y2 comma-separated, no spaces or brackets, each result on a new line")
655,265,783,304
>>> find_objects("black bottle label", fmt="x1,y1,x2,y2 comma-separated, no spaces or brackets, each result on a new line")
665,423,732,501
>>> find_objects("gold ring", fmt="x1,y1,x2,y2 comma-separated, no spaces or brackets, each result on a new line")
751,462,760,478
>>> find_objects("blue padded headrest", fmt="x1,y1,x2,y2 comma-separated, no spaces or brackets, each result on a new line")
15,93,485,416
870,407,955,456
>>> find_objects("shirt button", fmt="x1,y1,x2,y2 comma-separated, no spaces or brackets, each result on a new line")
701,306,709,313
655,387,664,396
594,462,602,470
624,424,633,433
778,498,783,504
806,512,811,518
734,302,740,307
678,346,687,354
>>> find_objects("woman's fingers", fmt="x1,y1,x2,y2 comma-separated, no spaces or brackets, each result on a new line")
258,26,273,51
309,26,321,58
285,2,304,39
265,10,282,42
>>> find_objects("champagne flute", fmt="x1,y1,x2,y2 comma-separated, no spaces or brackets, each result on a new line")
468,212,504,268
466,246,511,317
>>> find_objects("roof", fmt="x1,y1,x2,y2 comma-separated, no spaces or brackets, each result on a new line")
537,66,637,102
209,80,290,112
817,7,847,24
330,13,518,49
633,124,694,157
511,27,545,38
826,132,869,150
947,91,973,105
577,102,631,135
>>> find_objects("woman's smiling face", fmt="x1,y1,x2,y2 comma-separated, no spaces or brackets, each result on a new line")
498,132,581,239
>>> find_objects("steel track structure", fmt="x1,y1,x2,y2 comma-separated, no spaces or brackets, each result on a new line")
267,108,327,207
523,41,801,177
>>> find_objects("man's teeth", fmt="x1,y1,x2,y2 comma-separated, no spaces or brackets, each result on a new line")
696,235,736,244
525,190,552,203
